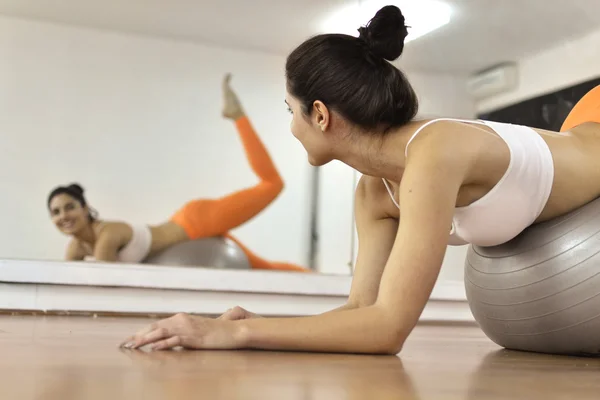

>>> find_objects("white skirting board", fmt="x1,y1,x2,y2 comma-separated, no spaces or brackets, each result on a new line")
0,259,474,322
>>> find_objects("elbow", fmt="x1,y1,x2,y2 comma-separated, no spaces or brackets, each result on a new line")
381,340,405,355
372,309,408,355
376,330,406,355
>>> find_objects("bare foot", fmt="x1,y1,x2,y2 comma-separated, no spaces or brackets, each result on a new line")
222,73,245,120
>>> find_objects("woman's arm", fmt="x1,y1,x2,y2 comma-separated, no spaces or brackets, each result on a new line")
65,239,86,261
121,128,470,354
322,175,399,315
219,176,399,319
238,141,468,354
93,233,121,262
92,225,128,262
210,176,400,320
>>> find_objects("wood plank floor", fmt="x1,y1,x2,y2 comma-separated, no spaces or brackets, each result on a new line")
1,315,599,399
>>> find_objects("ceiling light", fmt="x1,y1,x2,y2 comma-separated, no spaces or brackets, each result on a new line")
320,0,452,43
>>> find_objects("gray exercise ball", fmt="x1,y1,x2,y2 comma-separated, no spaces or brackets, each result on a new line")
465,196,600,356
144,236,251,269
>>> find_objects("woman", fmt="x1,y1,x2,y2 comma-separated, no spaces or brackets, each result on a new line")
48,74,308,273
121,6,600,353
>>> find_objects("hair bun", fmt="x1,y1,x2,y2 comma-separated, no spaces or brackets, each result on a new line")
67,183,84,195
357,5,408,61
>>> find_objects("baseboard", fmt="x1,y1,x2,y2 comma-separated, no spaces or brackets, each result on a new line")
0,258,467,299
0,258,351,296
0,282,474,322
0,259,473,322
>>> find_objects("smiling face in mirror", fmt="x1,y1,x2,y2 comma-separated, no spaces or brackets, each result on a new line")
48,193,91,236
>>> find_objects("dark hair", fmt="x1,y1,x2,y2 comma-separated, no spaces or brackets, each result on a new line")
285,5,418,132
47,183,97,221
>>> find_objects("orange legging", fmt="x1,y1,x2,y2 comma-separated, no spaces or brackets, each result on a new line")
560,85,600,132
170,116,310,272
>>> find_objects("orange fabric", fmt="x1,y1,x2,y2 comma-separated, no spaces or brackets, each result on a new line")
225,234,311,272
170,116,310,273
560,85,600,132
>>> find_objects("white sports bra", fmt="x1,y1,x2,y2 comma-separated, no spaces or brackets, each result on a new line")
117,224,153,263
382,118,555,247
82,223,152,263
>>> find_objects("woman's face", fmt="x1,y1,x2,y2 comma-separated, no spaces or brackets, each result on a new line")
49,194,90,235
285,92,335,167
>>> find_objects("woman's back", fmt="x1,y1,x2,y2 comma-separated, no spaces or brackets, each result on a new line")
531,121,600,221
378,118,600,246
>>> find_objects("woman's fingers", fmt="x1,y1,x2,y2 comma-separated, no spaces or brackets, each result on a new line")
120,313,241,351
130,327,173,349
217,308,233,320
119,321,160,348
150,335,183,351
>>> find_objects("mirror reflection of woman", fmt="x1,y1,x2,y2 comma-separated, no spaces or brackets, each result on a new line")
47,74,308,273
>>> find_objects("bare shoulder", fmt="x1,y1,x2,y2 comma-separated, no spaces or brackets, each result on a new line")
356,175,398,218
357,175,389,197
94,221,132,244
405,119,488,174
409,119,487,154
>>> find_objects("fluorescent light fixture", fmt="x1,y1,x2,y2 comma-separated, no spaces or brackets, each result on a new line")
320,0,451,43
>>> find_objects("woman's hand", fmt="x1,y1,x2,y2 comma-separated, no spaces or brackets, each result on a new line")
119,312,248,351
217,306,262,321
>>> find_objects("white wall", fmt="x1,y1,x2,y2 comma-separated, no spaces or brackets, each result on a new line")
477,28,600,114
0,15,313,266
315,161,357,275
409,72,477,120
317,72,475,279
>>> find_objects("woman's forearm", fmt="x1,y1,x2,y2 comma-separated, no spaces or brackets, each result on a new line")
237,305,404,355
319,302,358,315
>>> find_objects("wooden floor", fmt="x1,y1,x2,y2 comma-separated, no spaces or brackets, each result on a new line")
1,315,599,399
